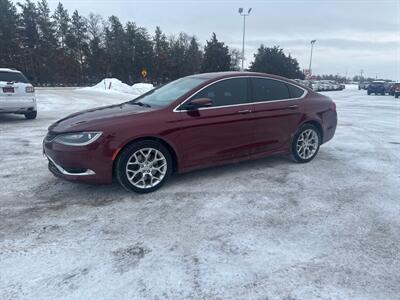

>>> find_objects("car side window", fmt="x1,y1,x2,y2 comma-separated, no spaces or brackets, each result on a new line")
251,78,290,102
191,78,248,107
287,84,305,98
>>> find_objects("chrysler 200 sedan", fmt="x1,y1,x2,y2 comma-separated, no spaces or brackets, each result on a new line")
43,72,337,193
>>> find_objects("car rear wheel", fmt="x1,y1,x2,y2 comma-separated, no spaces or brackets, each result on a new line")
24,111,37,119
115,140,172,193
291,124,321,163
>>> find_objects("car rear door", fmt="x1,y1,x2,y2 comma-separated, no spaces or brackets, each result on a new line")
176,77,257,170
250,77,305,154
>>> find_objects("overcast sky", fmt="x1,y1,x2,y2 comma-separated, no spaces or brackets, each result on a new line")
16,0,400,80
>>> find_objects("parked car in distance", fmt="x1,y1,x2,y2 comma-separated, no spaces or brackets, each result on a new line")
367,81,386,95
43,72,337,193
385,82,395,95
0,68,37,119
392,83,400,98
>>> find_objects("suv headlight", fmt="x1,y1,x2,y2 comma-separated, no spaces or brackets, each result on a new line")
53,132,102,146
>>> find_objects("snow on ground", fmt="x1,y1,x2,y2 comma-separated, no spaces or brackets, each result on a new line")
0,87,399,299
79,78,154,97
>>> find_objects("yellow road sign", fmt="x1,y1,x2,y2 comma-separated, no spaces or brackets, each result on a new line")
141,68,148,78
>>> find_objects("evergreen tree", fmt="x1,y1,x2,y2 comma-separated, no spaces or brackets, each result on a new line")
0,0,20,68
153,26,170,83
37,0,57,46
186,36,202,75
131,26,153,82
37,0,57,83
86,13,105,82
169,32,191,79
53,2,69,48
104,16,128,80
18,0,40,82
229,48,242,71
201,33,231,73
249,45,304,79
67,10,88,83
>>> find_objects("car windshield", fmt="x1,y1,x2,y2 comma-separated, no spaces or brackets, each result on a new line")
129,76,209,108
0,71,29,83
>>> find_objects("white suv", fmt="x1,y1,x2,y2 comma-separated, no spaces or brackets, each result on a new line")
0,68,37,119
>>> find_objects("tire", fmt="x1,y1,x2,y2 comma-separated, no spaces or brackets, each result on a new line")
367,92,371,95
396,94,399,99
291,124,321,163
24,111,37,119
115,140,173,193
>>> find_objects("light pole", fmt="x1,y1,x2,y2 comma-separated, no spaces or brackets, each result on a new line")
238,7,252,71
308,39,316,76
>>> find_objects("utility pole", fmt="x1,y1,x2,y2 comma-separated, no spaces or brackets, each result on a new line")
238,8,252,71
308,40,316,76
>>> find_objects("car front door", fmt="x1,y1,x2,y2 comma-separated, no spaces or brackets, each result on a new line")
250,77,305,154
175,77,257,171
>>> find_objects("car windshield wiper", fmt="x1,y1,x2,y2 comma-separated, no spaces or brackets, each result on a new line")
129,101,151,108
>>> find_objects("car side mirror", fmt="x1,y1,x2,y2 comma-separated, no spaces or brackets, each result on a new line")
184,98,213,110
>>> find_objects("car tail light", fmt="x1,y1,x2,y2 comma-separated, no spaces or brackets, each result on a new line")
25,86,35,93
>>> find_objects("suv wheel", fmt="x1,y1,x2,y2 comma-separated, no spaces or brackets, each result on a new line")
115,140,173,193
25,111,37,119
291,124,321,163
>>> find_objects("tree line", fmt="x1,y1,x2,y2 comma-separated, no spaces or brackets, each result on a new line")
0,0,305,85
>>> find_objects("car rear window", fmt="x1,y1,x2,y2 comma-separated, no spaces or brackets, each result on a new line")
251,78,289,102
0,71,29,83
287,84,305,98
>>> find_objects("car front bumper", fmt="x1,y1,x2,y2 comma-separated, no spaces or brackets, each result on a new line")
43,139,114,184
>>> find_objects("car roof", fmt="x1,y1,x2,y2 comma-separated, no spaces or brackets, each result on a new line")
188,71,295,83
0,68,21,73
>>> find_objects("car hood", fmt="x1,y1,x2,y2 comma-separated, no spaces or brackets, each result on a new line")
49,103,154,133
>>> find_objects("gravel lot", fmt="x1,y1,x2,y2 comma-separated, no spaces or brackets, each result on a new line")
1,86,399,299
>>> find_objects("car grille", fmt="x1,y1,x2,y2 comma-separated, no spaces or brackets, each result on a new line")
45,131,58,142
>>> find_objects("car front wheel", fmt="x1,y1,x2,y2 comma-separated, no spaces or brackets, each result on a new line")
115,140,172,193
291,124,321,163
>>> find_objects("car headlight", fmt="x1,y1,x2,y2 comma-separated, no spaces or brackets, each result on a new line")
53,132,102,146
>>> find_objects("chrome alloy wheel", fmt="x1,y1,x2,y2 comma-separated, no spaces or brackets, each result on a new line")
296,129,319,160
125,147,167,189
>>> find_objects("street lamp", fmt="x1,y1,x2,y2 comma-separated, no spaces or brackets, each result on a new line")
238,7,252,71
308,39,317,76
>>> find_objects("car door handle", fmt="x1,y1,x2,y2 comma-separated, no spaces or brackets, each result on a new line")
287,104,299,110
237,109,252,114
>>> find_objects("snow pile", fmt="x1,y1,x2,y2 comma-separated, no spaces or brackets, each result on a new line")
131,83,154,96
80,78,132,93
80,78,153,95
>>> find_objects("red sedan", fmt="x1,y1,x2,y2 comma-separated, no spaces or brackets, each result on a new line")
43,72,337,193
